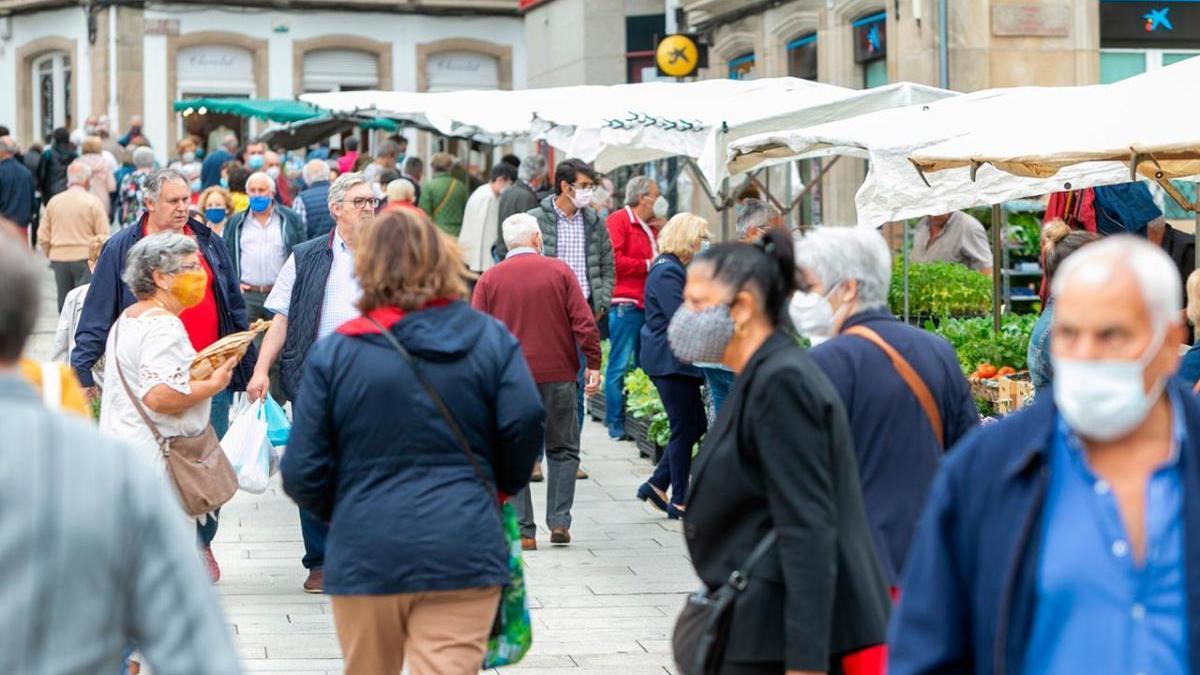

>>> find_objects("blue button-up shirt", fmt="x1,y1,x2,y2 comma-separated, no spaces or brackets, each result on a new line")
1025,393,1189,675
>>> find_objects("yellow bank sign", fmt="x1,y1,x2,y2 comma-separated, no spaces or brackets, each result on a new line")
656,34,706,78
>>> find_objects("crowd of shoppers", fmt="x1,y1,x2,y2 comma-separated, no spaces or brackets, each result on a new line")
9,120,1200,675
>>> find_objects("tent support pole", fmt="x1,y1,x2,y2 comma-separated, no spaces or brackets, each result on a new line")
790,155,840,212
747,172,789,217
721,178,732,241
991,204,1003,333
903,219,911,324
746,156,842,225
682,157,729,214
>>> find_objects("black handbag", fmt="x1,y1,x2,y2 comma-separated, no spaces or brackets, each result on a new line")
672,531,778,675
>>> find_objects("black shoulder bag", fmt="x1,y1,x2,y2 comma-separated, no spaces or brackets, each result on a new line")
672,531,778,675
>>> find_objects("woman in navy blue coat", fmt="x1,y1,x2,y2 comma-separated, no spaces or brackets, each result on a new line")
635,213,711,519
281,209,544,674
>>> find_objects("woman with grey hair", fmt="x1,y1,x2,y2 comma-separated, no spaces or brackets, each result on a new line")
100,232,235,484
99,232,236,674
794,225,978,590
116,146,157,229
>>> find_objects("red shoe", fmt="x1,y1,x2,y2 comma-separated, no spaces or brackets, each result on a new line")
202,545,220,583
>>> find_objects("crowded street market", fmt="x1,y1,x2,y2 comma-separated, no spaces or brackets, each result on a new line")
1,1,1200,674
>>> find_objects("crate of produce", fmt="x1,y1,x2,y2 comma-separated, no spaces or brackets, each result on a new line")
968,368,1035,416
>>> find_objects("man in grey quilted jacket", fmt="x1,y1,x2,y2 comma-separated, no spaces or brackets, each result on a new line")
0,225,241,675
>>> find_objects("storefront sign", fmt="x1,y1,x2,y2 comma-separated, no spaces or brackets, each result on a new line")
1101,1,1200,47
425,51,500,92
853,12,887,63
144,19,180,36
178,45,255,90
656,33,704,78
991,4,1070,37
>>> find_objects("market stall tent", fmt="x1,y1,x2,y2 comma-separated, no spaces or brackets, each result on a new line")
909,56,1200,184
301,80,954,201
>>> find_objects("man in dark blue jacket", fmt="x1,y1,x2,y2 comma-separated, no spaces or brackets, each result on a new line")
890,236,1200,675
201,135,237,189
0,136,34,231
795,227,977,588
293,159,334,239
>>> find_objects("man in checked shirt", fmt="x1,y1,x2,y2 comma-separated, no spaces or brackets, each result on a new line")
513,158,615,482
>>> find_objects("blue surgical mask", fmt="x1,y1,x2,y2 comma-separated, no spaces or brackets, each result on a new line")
248,195,272,213
219,177,229,189
190,179,201,193
247,155,265,170
205,207,228,224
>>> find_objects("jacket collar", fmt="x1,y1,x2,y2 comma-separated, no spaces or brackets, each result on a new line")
839,307,898,332
336,298,457,336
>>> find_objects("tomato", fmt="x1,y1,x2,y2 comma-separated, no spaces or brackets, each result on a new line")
997,366,1016,377
977,364,998,379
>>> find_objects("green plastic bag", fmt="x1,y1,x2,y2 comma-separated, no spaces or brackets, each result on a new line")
484,502,532,668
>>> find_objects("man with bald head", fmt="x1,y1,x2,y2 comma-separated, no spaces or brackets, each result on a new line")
890,235,1200,675
0,136,35,235
224,171,305,332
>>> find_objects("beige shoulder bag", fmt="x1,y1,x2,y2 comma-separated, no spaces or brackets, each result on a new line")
113,317,238,517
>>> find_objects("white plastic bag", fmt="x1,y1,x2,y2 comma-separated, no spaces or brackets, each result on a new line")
221,399,272,494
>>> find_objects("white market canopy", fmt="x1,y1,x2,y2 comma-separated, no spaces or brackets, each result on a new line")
301,79,953,198
910,56,1200,184
730,57,1200,227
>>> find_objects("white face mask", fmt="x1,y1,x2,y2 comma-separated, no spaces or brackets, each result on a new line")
653,195,669,220
571,187,594,209
266,167,281,179
1052,327,1167,442
789,287,837,346
181,151,195,163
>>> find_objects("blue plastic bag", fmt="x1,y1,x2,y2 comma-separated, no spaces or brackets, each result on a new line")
261,396,291,447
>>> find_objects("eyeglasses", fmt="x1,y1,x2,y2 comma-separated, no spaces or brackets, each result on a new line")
347,196,381,210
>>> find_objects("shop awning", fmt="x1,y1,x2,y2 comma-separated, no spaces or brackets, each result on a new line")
173,97,397,130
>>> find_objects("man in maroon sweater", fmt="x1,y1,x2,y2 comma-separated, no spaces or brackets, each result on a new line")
473,213,602,550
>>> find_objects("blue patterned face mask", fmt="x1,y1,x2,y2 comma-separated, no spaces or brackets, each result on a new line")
667,303,735,365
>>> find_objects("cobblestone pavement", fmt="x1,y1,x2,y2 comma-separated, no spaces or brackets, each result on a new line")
26,264,695,674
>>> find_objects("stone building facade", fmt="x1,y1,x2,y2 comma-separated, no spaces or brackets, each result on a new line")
0,0,524,163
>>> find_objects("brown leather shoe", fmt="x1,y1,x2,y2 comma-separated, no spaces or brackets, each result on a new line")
302,568,324,594
520,536,537,551
576,467,589,480
530,463,544,482
550,528,571,545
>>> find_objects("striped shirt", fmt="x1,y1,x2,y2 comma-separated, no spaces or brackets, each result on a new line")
265,229,362,340
554,202,590,300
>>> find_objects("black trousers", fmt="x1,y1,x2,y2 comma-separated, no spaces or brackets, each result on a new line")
648,373,707,504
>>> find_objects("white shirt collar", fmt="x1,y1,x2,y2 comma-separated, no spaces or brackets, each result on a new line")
333,228,350,253
507,247,538,258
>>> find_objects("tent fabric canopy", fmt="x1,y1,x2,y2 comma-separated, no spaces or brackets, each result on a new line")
301,80,953,196
910,57,1200,182
173,97,397,130
728,62,1200,226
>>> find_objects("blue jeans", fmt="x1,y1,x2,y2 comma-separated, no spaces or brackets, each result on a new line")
700,366,735,417
300,509,328,570
197,388,233,547
604,304,644,438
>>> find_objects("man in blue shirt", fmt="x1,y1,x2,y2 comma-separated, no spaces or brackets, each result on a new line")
890,235,1200,675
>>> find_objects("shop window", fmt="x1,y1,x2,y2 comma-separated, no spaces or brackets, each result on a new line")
627,14,666,83
1100,49,1199,83
853,11,887,89
728,52,755,80
32,52,71,141
786,33,818,80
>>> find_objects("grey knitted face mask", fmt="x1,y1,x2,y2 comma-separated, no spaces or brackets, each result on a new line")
668,304,735,365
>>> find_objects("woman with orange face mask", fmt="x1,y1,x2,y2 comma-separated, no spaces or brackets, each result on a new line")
98,232,237,674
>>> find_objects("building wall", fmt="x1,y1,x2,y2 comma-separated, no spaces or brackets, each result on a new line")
680,0,1102,225
0,1,524,164
524,0,665,88
0,7,88,144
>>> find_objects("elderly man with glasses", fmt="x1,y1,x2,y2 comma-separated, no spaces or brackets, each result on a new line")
245,172,377,594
